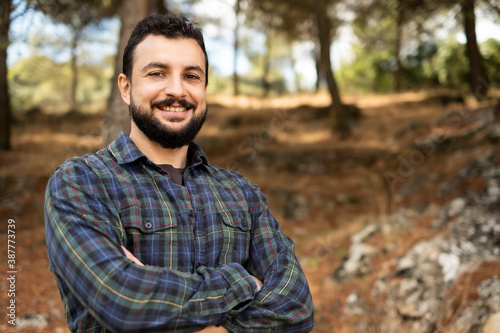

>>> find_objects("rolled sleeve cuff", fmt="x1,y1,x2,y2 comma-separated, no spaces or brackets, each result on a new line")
219,263,258,315
186,263,257,318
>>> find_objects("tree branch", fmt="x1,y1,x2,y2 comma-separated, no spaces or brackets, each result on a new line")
10,1,32,22
485,0,500,16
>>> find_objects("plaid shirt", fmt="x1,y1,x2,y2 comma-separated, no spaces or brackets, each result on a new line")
45,132,314,333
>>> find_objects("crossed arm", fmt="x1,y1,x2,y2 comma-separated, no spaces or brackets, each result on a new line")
121,246,264,333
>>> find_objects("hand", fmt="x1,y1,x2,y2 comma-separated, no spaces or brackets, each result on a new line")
251,275,263,292
121,246,145,266
121,246,253,332
195,325,229,332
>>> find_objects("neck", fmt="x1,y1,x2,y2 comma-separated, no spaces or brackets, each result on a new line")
129,123,189,168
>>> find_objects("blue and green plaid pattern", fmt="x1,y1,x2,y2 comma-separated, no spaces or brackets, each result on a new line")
45,132,314,332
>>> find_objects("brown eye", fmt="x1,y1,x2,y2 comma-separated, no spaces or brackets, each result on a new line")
185,74,200,80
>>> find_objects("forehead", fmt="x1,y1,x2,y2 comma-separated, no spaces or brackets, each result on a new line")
133,35,205,72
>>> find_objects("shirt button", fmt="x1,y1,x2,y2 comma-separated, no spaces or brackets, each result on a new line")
145,221,153,229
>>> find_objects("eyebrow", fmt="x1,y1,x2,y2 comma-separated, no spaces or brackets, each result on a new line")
141,62,168,72
140,62,205,76
185,65,205,76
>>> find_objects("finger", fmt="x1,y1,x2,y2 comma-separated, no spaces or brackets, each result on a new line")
251,275,263,292
121,246,145,266
195,326,229,332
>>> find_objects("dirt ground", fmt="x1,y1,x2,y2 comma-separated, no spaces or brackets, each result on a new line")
0,91,497,332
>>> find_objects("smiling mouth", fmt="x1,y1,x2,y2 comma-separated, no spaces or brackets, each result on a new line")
156,105,188,112
153,98,195,113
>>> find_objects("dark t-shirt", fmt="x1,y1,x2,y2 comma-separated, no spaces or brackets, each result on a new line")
159,164,185,186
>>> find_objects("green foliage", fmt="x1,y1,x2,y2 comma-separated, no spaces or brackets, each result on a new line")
240,33,289,96
207,73,231,96
433,40,469,90
30,0,119,29
338,44,394,93
352,8,397,54
246,0,317,42
9,55,67,113
481,38,500,86
338,37,500,94
207,72,287,97
403,40,440,89
9,54,112,114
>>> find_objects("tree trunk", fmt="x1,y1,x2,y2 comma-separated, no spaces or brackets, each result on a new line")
70,29,79,112
315,0,350,138
232,0,241,96
0,0,12,151
394,0,403,93
151,0,168,14
102,0,153,147
262,33,271,97
461,0,488,100
290,45,302,93
314,41,322,92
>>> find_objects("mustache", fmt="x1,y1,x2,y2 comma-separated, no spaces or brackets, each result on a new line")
151,98,196,110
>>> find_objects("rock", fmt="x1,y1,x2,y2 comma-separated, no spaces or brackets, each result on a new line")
395,255,417,277
486,179,500,205
488,123,500,143
351,224,379,244
395,238,444,277
437,153,496,198
479,278,500,313
343,243,377,275
432,197,467,229
379,235,464,331
483,312,500,333
438,252,460,282
378,205,500,331
345,293,365,315
447,207,500,261
380,209,415,234
343,105,500,332
450,278,500,332
17,312,49,329
334,243,377,283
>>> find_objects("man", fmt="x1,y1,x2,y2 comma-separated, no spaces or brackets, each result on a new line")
45,13,314,333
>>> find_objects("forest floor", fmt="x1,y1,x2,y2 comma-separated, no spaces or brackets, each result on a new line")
0,91,498,332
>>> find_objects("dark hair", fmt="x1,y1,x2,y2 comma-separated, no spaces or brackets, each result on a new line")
123,14,209,86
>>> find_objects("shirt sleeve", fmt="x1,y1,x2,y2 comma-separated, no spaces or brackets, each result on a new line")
44,159,258,332
221,183,315,332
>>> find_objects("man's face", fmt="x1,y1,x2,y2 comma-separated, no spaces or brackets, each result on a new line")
119,35,208,149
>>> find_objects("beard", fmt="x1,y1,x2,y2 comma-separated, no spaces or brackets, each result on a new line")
130,97,207,149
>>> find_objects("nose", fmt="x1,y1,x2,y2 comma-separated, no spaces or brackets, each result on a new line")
164,75,187,99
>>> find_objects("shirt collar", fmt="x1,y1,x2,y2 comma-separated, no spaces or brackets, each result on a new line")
108,131,208,167
187,141,209,167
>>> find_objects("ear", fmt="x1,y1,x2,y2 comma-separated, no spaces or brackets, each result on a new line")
118,73,131,106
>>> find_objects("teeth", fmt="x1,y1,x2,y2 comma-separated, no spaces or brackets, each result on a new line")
157,106,187,112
